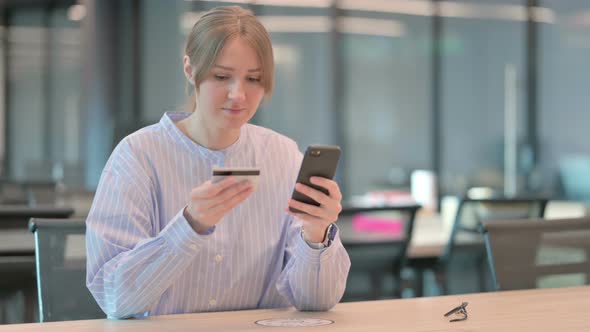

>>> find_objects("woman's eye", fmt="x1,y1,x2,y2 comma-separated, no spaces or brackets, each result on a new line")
214,74,230,81
247,77,261,83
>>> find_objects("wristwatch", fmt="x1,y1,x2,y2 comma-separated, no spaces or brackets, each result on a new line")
302,223,338,249
322,223,338,247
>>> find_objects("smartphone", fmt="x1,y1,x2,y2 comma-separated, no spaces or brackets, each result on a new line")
289,145,341,214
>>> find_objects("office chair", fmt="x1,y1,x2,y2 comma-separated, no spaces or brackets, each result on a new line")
483,217,590,291
407,197,548,296
28,218,104,322
0,206,75,323
340,205,419,301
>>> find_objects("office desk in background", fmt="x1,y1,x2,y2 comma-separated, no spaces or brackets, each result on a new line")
0,206,74,224
338,210,454,258
0,206,75,255
339,199,590,258
339,202,454,258
1,286,588,331
1,200,585,257
0,203,447,258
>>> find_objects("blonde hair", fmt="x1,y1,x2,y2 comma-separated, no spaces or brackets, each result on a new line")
184,6,274,112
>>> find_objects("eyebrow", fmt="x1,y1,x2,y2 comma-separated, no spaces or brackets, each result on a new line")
214,64,261,73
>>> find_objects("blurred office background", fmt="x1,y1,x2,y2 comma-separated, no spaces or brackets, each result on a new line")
1,0,589,201
1,0,590,324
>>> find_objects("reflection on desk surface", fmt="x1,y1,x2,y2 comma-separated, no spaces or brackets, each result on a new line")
2,286,589,331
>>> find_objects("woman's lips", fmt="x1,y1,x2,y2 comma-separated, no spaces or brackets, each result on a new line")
223,108,245,115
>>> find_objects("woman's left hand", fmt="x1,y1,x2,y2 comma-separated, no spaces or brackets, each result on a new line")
287,176,343,243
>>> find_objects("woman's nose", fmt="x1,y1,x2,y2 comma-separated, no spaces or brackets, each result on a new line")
228,82,246,102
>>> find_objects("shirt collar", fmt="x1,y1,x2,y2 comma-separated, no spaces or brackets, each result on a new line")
160,111,248,165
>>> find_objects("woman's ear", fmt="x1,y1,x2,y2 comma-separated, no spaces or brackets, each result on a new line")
183,55,195,85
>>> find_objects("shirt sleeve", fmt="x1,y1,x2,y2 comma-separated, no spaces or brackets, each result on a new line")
274,140,351,311
275,215,350,311
303,232,326,249
85,140,211,319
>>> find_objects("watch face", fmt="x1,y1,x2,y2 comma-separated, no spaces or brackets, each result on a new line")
325,223,337,246
255,318,334,327
327,223,337,240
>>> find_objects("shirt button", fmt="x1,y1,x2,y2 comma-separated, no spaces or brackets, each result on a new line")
215,254,223,263
189,244,197,251
209,298,217,306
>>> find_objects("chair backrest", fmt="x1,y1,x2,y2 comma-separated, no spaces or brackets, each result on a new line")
339,205,419,300
28,218,104,322
340,204,420,269
483,217,590,291
441,197,549,263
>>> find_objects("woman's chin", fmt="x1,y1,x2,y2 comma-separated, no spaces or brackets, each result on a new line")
220,111,252,128
218,117,248,130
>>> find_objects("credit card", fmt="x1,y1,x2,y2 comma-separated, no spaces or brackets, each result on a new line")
212,167,260,189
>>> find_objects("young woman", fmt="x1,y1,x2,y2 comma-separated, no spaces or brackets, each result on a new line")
86,6,350,319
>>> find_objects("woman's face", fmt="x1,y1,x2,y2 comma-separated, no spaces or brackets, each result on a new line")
194,37,265,131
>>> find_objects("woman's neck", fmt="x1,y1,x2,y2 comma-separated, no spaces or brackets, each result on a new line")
177,112,240,151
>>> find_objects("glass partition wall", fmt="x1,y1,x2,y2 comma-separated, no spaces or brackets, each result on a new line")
0,0,587,200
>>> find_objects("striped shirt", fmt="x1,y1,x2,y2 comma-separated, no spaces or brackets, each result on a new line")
86,112,351,319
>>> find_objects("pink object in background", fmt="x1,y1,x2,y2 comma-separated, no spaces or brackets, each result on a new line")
351,214,403,235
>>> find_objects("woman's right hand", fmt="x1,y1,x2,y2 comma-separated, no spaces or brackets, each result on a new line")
184,177,254,234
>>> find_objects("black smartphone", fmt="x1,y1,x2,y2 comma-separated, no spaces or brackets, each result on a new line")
289,145,341,214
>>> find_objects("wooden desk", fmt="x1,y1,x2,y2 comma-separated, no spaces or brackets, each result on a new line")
2,286,589,331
